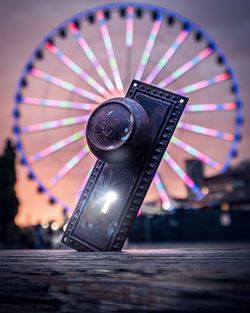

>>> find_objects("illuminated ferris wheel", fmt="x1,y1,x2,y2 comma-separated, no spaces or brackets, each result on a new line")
13,3,243,213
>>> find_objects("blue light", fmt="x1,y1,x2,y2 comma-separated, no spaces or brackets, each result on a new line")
236,100,242,109
15,93,23,103
236,116,244,125
183,22,191,31
25,63,33,73
37,185,46,193
28,172,35,180
12,109,20,118
15,141,22,150
49,197,56,205
20,157,27,165
231,84,239,93
230,149,238,158
208,42,215,51
13,125,20,134
234,132,241,141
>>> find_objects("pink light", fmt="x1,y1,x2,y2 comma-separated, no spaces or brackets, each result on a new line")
175,72,230,94
73,166,94,203
164,152,204,199
28,129,85,163
153,173,170,203
69,22,115,92
45,42,106,95
158,47,213,87
22,114,90,133
178,121,234,141
215,72,230,82
49,146,89,186
23,96,96,111
137,208,142,217
126,6,134,47
145,29,189,84
97,10,124,92
30,68,104,103
171,136,222,170
134,19,162,80
185,102,237,112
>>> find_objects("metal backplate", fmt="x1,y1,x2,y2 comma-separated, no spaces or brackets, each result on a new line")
62,80,188,251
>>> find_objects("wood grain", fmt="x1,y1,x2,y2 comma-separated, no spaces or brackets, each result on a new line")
0,248,250,312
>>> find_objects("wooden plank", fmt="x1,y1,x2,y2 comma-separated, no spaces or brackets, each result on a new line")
0,248,250,312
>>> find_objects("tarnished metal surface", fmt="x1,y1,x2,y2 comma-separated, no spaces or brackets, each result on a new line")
62,80,188,251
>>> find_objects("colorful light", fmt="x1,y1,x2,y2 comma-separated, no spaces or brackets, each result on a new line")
178,121,234,141
153,173,170,203
126,6,134,47
22,115,90,133
51,221,60,231
22,96,96,111
145,29,190,84
73,166,93,203
158,47,213,88
45,42,106,95
30,68,104,103
134,19,162,80
97,10,124,92
69,22,115,92
171,136,222,170
164,152,204,200
175,72,230,94
49,145,89,186
185,102,237,112
29,129,85,163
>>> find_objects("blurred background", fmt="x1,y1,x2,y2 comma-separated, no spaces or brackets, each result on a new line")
0,0,249,249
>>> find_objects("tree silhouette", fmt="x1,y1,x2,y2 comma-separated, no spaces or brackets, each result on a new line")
0,139,19,226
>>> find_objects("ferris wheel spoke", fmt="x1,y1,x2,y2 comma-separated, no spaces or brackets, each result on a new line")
171,136,222,170
124,6,134,85
145,28,190,84
177,121,234,141
22,114,90,133
175,72,230,94
153,172,170,204
158,47,213,88
30,68,104,103
22,96,97,111
45,42,108,96
97,10,124,93
163,152,204,200
73,165,94,203
49,146,89,187
13,4,243,211
126,6,134,47
28,129,85,163
69,22,115,92
134,18,162,80
185,102,237,112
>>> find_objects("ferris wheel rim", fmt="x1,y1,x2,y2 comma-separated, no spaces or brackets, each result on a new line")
12,2,243,212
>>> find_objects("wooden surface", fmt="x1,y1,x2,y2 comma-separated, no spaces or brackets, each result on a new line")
0,247,250,312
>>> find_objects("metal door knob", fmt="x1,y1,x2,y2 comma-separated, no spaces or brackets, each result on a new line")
86,97,151,164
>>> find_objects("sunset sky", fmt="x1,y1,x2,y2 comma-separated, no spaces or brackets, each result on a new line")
0,0,249,226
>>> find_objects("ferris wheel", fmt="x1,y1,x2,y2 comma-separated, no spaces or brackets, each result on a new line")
13,3,243,214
